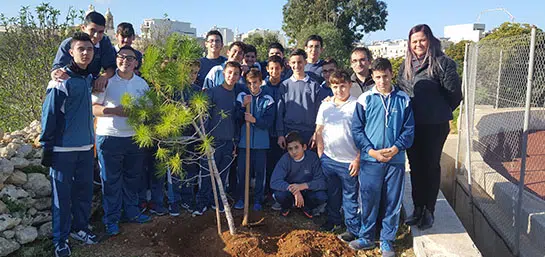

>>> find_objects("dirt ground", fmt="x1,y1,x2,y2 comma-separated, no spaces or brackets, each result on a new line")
57,206,415,257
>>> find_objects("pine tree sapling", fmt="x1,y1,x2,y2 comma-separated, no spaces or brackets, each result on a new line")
122,33,237,235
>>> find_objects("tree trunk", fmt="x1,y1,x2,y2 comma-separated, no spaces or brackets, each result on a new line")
208,153,237,235
206,154,222,236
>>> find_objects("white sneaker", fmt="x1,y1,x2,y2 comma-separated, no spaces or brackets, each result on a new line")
70,229,98,245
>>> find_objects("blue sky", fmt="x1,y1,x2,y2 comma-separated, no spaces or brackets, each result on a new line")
1,0,544,43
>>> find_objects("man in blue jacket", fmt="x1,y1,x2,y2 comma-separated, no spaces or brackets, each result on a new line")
349,58,415,257
40,32,99,257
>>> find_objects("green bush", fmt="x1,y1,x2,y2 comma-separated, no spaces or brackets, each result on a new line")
0,4,82,131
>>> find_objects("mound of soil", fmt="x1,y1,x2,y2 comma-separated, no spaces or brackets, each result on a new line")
69,207,413,257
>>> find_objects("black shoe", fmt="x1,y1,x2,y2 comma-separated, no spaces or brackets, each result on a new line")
337,231,356,243
405,206,423,226
418,207,434,230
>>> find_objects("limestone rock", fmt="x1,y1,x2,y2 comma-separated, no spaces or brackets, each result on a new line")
5,171,27,186
15,226,37,244
38,221,52,238
33,197,51,211
0,237,20,257
29,159,43,167
33,150,42,159
31,211,51,226
9,157,29,169
0,184,29,200
0,214,21,232
0,147,15,159
27,208,37,216
15,144,32,158
0,158,14,174
0,201,6,214
22,173,51,197
2,230,14,239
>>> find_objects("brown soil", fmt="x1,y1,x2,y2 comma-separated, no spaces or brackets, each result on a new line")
69,207,414,257
500,130,545,200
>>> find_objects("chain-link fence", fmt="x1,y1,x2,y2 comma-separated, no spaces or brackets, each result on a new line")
457,27,545,257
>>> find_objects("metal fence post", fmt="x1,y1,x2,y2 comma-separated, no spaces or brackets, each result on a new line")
455,44,469,173
495,49,503,109
463,43,476,235
514,26,537,256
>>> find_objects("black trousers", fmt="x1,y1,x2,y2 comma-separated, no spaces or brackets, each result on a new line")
407,122,450,213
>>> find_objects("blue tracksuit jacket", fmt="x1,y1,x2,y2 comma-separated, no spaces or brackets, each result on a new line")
236,89,275,149
40,67,95,150
351,86,415,164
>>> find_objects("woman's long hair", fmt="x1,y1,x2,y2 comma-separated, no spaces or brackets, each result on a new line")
403,24,443,80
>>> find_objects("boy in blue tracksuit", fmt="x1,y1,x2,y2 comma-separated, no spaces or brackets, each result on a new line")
166,60,203,215
51,12,116,92
276,49,324,150
40,32,98,257
270,132,327,218
304,35,325,84
233,69,275,211
193,61,246,215
349,58,415,256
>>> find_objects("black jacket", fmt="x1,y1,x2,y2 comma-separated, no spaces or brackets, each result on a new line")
397,54,462,125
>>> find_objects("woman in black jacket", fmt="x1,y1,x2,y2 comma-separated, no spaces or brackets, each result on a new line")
398,24,462,229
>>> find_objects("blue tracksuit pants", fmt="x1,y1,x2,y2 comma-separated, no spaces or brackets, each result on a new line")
273,190,327,213
50,150,94,245
236,148,267,204
195,140,234,210
96,136,144,224
321,154,360,235
138,147,165,208
358,161,405,242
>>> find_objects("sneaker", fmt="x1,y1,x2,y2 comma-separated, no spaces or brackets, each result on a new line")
320,221,342,232
129,214,152,224
253,203,263,211
70,228,99,245
106,223,120,236
405,206,423,226
348,238,376,251
149,203,167,216
380,240,395,257
337,231,356,243
280,209,290,217
211,204,225,213
302,209,313,219
180,202,193,212
54,240,71,257
169,203,181,217
192,206,208,216
234,200,244,210
138,202,148,213
271,201,282,211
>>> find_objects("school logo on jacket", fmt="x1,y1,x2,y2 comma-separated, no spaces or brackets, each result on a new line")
303,169,311,174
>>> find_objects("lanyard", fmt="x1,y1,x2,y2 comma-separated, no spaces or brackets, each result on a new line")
379,94,391,128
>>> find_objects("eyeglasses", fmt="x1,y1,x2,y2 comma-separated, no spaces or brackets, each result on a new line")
207,39,222,44
117,55,137,62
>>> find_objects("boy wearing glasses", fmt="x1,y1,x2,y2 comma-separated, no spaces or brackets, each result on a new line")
197,30,227,87
51,11,117,92
304,35,325,84
93,46,152,236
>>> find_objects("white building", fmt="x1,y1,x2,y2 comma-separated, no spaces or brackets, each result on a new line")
240,28,288,46
367,39,408,59
444,23,486,43
140,18,197,39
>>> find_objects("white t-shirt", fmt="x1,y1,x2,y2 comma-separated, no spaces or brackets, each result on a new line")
92,71,149,137
315,96,359,163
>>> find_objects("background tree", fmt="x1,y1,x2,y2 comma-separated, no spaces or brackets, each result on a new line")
0,4,82,131
243,31,283,62
295,22,347,66
481,22,536,41
282,0,388,47
389,56,404,84
444,40,471,77
124,33,237,235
